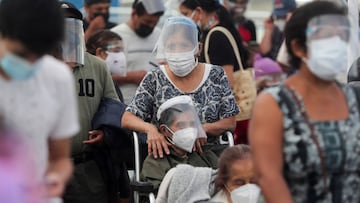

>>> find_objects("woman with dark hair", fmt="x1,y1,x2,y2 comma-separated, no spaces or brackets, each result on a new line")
211,144,260,203
122,16,238,159
86,29,126,77
86,29,126,101
249,1,360,202
180,1,250,147
179,1,249,88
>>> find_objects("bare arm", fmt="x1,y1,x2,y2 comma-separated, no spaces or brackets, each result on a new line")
112,70,147,85
202,116,236,136
84,16,106,42
249,93,294,203
222,65,234,89
46,138,73,197
121,111,170,159
259,17,275,56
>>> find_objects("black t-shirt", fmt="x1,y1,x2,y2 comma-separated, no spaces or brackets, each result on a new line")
83,19,117,31
199,26,248,71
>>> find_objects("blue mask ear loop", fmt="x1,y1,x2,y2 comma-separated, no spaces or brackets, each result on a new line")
163,125,176,145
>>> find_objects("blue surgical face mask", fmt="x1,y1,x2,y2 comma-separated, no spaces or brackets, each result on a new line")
0,53,41,80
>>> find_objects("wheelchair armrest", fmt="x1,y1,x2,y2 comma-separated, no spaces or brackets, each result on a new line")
219,131,234,146
130,181,155,193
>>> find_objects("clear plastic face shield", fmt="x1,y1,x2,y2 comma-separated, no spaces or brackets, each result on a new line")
62,18,85,66
307,15,350,43
305,14,350,81
154,17,199,60
105,40,125,53
157,96,206,153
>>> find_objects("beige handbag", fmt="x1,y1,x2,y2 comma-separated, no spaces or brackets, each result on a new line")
204,26,257,121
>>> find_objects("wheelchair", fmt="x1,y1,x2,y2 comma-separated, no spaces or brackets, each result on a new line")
130,131,235,203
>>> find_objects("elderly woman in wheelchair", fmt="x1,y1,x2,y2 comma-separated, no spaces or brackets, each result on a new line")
141,96,218,191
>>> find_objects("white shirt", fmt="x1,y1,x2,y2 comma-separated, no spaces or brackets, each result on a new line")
111,23,161,104
0,55,79,180
276,41,290,68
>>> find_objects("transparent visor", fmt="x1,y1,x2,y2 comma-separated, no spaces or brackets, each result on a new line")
154,17,199,59
105,40,125,53
157,96,206,138
306,14,350,43
62,18,85,65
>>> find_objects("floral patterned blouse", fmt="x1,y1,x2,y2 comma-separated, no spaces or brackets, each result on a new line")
266,84,360,203
126,64,239,127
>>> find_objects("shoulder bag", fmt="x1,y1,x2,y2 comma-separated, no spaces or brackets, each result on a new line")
204,26,257,121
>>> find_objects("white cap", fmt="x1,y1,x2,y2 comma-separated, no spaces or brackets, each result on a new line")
157,95,194,120
139,0,165,14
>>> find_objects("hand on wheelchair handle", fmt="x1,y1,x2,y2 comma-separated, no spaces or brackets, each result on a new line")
146,125,170,159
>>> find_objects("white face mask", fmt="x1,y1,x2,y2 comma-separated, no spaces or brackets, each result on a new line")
227,184,260,203
303,36,347,81
105,52,127,76
165,49,198,77
165,126,198,153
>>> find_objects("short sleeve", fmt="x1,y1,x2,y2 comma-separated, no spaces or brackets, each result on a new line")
50,64,79,139
276,41,290,67
208,31,236,66
126,71,157,122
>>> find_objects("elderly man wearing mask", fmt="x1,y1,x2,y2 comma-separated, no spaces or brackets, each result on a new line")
59,2,119,203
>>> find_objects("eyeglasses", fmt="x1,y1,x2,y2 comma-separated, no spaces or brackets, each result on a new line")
105,44,124,53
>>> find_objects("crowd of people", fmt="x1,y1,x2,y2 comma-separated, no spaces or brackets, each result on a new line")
0,0,359,203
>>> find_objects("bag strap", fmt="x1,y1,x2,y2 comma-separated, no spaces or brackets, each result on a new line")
204,26,244,71
350,84,360,111
283,85,328,194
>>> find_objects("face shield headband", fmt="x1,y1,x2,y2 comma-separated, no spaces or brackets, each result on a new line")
157,95,206,138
